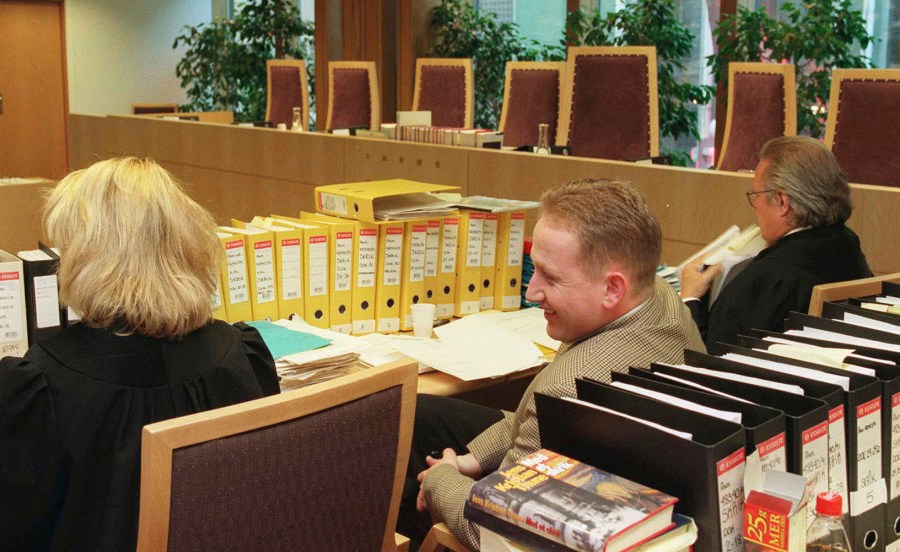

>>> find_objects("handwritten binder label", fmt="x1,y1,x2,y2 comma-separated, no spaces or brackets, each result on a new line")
892,392,900,500
225,239,249,305
317,192,347,217
0,271,23,344
827,405,849,511
853,397,884,515
253,240,275,304
441,218,459,274
717,447,746,552
384,227,403,286
425,221,440,278
409,225,427,283
465,213,484,268
481,214,498,268
358,229,377,288
802,420,830,526
308,235,328,297
508,213,526,267
334,231,353,292
758,432,787,473
281,238,302,300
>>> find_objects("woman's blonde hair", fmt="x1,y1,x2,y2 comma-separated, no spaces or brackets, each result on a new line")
44,157,221,339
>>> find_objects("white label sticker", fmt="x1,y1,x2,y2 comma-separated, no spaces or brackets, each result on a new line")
358,229,377,288
308,235,328,297
758,431,787,473
501,295,520,310
0,272,23,344
480,297,494,310
803,420,831,526
425,222,440,278
409,225,427,283
891,392,900,500
507,214,526,268
716,448,746,552
225,239,249,305
34,275,61,329
211,277,223,310
383,229,403,286
66,307,80,323
318,192,348,216
481,214,498,268
281,239,302,300
377,317,400,333
827,406,849,511
334,232,353,292
352,319,376,335
465,214,484,268
253,240,276,304
441,218,459,274
458,300,480,316
854,397,883,515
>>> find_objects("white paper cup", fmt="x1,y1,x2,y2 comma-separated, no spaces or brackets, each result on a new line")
410,303,436,338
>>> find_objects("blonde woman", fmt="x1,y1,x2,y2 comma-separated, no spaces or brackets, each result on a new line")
0,158,279,550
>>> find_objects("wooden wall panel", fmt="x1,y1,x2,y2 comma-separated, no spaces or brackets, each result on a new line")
0,179,55,253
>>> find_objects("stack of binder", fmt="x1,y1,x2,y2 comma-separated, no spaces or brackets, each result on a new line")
0,248,28,358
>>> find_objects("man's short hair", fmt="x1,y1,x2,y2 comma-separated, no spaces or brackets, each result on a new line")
759,136,852,227
539,179,661,291
44,157,221,339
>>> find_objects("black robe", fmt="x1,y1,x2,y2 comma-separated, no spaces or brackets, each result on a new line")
0,320,279,551
689,223,872,349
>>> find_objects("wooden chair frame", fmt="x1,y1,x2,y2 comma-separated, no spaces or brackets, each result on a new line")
808,272,900,317
136,359,417,552
419,522,471,552
265,59,310,130
412,58,474,129
497,61,567,141
326,61,381,131
717,62,797,171
556,46,659,157
824,68,900,150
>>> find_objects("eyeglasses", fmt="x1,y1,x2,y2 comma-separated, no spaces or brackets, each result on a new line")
745,189,774,207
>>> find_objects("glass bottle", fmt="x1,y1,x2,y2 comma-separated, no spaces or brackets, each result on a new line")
291,107,303,132
534,123,551,155
807,492,851,551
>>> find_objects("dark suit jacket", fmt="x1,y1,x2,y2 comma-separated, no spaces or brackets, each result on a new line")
0,320,279,551
689,223,872,349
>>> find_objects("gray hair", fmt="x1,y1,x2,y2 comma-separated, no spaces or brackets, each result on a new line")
758,136,852,227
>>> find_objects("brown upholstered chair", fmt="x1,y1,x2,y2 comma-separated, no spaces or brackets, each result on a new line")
498,61,566,148
556,46,659,160
266,59,310,130
131,103,178,115
825,68,900,187
717,62,797,172
412,58,474,129
135,359,417,552
326,61,381,131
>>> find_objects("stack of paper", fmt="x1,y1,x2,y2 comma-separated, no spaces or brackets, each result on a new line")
268,318,372,389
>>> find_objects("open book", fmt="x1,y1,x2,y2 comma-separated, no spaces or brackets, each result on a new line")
678,225,766,304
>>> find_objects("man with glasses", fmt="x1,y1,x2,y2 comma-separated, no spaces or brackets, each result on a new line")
681,136,871,348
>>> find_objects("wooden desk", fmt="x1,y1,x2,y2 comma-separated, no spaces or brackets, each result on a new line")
67,114,900,274
417,365,542,411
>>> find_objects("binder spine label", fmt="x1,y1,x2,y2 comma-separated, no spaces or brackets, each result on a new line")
501,295,520,310
891,392,900,500
334,232,353,292
317,192,347,217
0,271,23,344
716,447,746,552
853,397,883,515
384,228,403,286
281,239,302,300
440,218,459,274
34,275,61,329
758,432,787,473
826,405,848,509
352,319,376,335
802,420,830,520
425,221,440,278
253,240,275,304
465,213,484,268
308,235,328,296
409,225,427,283
481,214,498,268
358,229,377,288
225,239,249,305
507,214,526,267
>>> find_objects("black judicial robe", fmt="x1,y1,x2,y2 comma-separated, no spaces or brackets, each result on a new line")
690,223,871,349
0,320,279,551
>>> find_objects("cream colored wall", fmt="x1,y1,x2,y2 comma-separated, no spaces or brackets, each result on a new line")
65,0,211,115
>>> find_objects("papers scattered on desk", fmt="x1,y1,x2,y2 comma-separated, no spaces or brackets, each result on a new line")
270,319,370,389
470,307,560,351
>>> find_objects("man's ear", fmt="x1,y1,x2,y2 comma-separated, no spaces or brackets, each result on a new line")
774,190,793,217
601,270,629,309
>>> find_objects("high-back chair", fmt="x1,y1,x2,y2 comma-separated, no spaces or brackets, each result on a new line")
825,68,900,187
412,58,474,129
131,103,179,115
717,62,797,172
556,46,658,160
498,61,566,148
136,360,417,552
326,61,381,131
808,272,900,317
266,59,310,129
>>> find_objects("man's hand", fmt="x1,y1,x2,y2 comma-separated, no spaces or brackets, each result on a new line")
680,257,724,300
415,449,483,512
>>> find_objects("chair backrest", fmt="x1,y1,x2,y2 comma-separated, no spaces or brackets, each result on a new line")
136,360,417,552
326,61,381,131
132,103,178,115
825,68,900,187
808,272,900,317
498,61,566,148
266,59,310,129
717,62,797,172
557,46,658,160
412,58,474,129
